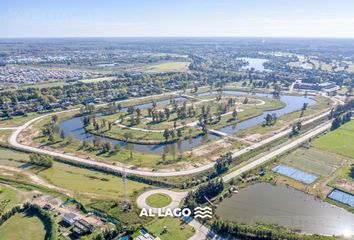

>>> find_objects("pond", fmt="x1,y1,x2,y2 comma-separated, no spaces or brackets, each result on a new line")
58,91,314,154
239,58,268,71
215,183,354,236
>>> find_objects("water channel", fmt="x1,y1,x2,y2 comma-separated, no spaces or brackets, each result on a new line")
58,91,315,154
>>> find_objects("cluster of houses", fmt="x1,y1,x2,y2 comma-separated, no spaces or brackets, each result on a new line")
0,66,97,84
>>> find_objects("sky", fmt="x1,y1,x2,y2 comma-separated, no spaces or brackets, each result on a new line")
1,0,354,38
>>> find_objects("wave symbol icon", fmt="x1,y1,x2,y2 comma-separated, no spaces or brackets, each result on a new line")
194,207,212,219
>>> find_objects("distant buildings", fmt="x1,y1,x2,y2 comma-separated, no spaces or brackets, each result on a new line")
0,66,98,84
293,81,339,93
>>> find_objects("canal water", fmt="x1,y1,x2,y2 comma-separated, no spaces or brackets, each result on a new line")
215,183,354,236
58,91,314,154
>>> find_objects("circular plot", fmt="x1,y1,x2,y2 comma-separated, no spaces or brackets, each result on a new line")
146,193,172,208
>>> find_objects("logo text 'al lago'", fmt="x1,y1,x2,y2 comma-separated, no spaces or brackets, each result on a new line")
139,207,212,219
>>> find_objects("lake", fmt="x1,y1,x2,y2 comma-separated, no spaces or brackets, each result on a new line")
215,183,354,236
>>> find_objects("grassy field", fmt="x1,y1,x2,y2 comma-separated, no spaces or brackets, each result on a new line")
0,186,19,214
146,193,172,208
0,211,46,240
0,113,38,128
312,121,354,158
0,147,29,164
145,217,195,240
37,161,149,201
281,147,345,176
138,61,190,73
79,77,115,83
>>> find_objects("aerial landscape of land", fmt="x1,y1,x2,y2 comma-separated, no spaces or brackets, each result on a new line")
1,0,354,239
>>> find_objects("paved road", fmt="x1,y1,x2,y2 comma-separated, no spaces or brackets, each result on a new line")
7,91,339,177
8,109,331,177
136,189,187,214
223,121,331,182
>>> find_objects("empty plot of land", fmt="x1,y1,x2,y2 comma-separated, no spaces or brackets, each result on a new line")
281,148,345,176
312,121,354,158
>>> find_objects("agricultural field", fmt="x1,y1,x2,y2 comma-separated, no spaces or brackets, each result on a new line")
312,121,354,158
145,217,195,240
0,211,46,240
136,61,190,73
281,147,346,177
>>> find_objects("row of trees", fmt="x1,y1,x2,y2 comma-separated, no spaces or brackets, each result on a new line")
330,99,354,130
184,178,224,209
331,112,352,130
211,220,333,240
29,153,53,168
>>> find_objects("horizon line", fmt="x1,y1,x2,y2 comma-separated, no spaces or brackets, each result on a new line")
1,36,354,40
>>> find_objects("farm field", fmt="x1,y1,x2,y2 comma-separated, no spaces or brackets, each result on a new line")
137,61,190,73
281,147,346,177
0,211,46,240
312,121,354,158
145,217,195,240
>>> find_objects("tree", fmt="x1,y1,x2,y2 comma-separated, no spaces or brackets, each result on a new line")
163,129,170,141
232,109,237,120
114,144,121,152
51,115,58,123
123,132,132,142
177,128,182,138
60,130,65,140
331,116,342,130
164,107,170,119
29,153,53,168
264,113,273,126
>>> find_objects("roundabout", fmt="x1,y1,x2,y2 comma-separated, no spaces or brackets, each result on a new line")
136,189,187,214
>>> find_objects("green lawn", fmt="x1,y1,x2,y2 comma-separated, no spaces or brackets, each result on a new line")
145,217,195,240
0,147,30,164
146,193,172,208
0,186,19,215
312,121,354,158
0,212,46,240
